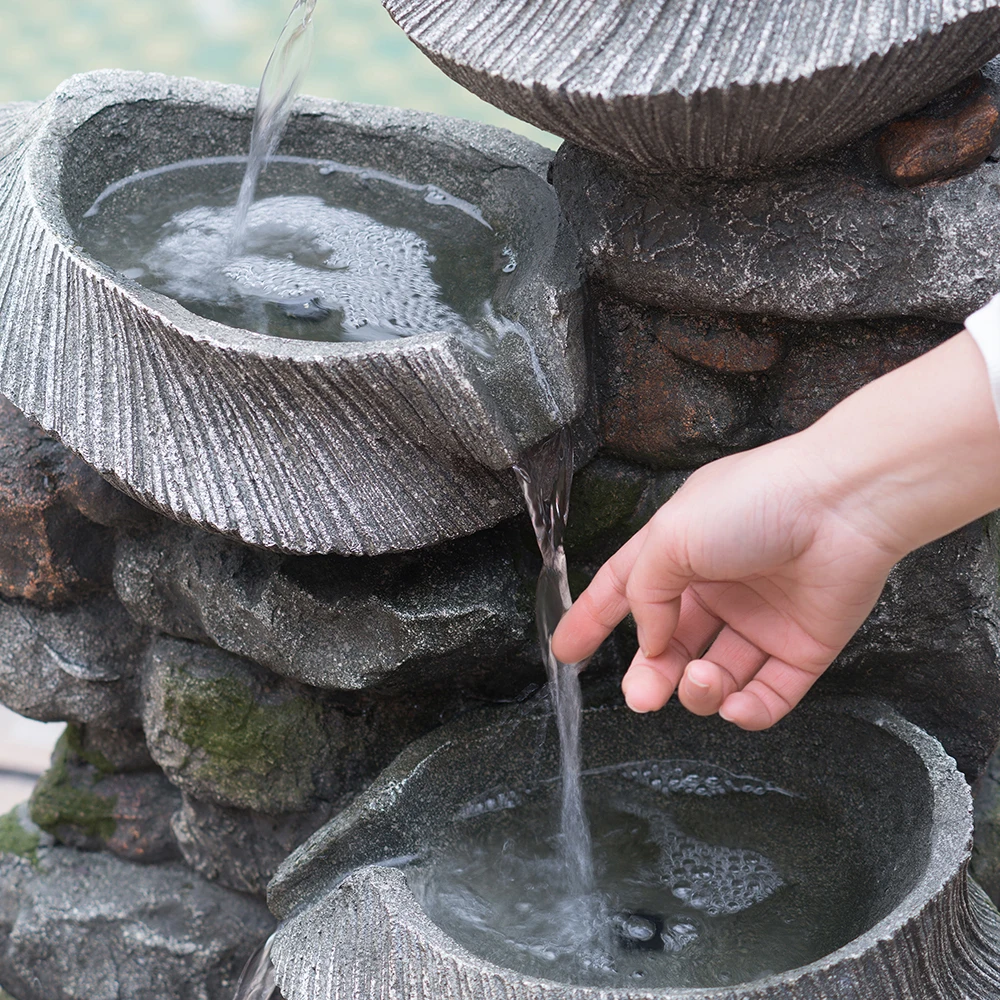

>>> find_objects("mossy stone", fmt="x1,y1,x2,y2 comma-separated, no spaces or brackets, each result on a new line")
143,637,331,813
0,808,41,869
29,729,118,842
565,456,689,565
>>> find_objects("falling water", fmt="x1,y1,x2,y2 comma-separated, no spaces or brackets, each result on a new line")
230,0,317,254
513,427,594,895
233,934,277,1000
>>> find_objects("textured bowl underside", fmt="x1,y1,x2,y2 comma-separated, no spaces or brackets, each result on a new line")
0,71,585,556
267,699,1000,1000
383,0,1000,174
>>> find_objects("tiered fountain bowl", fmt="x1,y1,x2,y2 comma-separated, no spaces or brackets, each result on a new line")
0,70,585,557
267,698,1000,1000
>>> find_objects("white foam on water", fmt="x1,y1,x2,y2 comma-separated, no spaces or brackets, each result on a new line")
145,195,466,339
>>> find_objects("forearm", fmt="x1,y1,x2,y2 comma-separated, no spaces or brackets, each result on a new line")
802,331,1000,559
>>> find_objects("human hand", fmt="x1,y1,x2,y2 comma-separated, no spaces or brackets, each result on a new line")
552,331,1000,729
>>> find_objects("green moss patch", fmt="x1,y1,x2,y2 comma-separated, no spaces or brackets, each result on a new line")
157,646,327,812
29,730,117,842
0,808,41,868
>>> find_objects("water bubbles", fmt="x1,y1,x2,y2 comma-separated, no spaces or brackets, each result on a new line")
424,186,450,205
140,195,466,342
662,919,699,953
614,759,794,799
501,246,518,273
660,836,783,916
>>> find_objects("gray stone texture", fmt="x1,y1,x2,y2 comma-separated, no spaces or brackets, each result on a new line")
0,71,586,556
116,518,538,691
553,137,1000,324
0,847,274,1000
0,593,148,728
383,0,1000,174
171,794,333,898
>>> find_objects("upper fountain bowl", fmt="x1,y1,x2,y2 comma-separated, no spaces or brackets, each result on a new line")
383,0,1000,176
0,70,585,555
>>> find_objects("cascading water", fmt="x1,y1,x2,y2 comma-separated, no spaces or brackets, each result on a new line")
513,428,595,897
233,935,277,1000
230,0,316,254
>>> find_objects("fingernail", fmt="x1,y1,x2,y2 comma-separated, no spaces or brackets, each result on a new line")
636,627,648,657
718,702,736,723
687,668,710,691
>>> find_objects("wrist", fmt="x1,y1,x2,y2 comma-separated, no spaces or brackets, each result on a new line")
797,331,1000,559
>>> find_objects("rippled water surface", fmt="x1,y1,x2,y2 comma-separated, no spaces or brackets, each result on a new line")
409,762,870,989
77,157,508,344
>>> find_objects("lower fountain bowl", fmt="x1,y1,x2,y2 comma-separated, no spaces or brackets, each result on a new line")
267,697,1000,999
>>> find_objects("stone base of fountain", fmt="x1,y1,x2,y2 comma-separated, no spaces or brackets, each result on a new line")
0,805,275,1000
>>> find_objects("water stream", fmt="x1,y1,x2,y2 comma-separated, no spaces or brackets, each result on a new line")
233,933,277,1000
230,0,316,254
513,427,594,897
222,1,589,993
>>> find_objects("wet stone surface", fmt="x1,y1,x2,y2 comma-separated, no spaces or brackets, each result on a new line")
0,845,274,1000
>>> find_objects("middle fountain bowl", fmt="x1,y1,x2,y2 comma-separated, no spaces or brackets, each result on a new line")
267,697,1000,1000
0,70,585,556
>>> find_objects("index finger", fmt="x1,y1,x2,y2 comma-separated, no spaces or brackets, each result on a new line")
551,525,649,663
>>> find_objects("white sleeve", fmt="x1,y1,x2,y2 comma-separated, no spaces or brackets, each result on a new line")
965,293,1000,425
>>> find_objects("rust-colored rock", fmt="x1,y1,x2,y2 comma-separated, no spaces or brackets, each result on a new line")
647,313,787,373
593,296,765,468
0,395,146,605
876,71,1000,188
766,319,957,436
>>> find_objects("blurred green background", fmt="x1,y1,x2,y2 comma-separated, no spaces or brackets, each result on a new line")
0,0,556,146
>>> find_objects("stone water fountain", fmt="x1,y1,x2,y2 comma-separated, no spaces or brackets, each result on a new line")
4,1,1000,998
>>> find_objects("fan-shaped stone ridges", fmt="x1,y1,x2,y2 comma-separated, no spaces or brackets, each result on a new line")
0,72,585,555
384,0,1000,174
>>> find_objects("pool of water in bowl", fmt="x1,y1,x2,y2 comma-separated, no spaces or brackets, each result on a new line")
76,156,512,345
407,760,871,990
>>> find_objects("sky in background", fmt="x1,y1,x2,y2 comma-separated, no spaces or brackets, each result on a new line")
0,0,556,146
